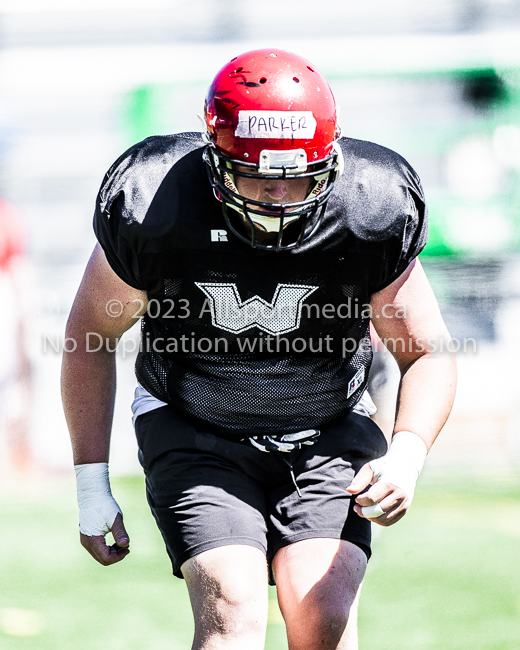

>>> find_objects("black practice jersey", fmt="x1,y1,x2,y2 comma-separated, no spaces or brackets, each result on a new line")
94,133,427,435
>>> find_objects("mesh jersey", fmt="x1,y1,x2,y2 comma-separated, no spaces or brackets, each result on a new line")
94,133,427,435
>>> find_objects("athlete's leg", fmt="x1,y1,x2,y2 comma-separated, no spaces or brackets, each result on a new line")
273,538,367,650
182,544,269,650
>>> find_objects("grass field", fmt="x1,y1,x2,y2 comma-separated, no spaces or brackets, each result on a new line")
1,473,519,649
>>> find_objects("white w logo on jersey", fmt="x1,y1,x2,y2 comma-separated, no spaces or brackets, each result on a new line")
195,282,318,335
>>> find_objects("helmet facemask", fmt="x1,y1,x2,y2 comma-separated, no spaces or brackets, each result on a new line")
203,144,341,252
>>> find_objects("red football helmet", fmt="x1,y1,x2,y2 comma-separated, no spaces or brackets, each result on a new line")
202,48,342,251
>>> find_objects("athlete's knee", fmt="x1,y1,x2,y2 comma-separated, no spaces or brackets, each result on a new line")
311,602,351,637
209,591,266,637
287,600,351,649
183,546,268,642
192,586,267,649
284,579,360,649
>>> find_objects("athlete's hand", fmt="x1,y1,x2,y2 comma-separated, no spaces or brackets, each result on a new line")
347,463,409,527
80,512,130,565
347,431,427,526
75,463,130,565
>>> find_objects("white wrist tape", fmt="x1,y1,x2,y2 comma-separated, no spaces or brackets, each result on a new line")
75,463,122,536
362,431,427,518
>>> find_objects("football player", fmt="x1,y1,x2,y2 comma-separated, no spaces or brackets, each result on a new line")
62,49,456,650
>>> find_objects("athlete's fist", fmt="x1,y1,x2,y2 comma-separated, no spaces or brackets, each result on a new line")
347,432,428,527
75,463,130,565
80,512,130,566
347,462,408,527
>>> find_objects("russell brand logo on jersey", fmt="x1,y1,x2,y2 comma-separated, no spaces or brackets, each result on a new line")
210,229,228,242
195,282,318,335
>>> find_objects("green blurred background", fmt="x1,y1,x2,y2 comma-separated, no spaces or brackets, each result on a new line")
1,1,520,648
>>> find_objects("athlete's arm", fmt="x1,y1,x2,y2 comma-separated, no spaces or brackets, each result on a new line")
61,243,147,564
348,258,456,525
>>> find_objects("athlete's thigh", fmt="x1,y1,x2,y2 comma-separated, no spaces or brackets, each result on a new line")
273,539,366,649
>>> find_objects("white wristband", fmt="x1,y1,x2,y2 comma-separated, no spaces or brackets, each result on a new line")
362,431,427,518
75,462,122,536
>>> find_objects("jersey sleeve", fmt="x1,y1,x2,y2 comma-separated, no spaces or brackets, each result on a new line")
93,133,205,290
93,152,146,290
332,138,429,294
372,172,428,292
335,138,429,294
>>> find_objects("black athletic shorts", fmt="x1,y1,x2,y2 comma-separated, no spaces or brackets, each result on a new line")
134,405,388,581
